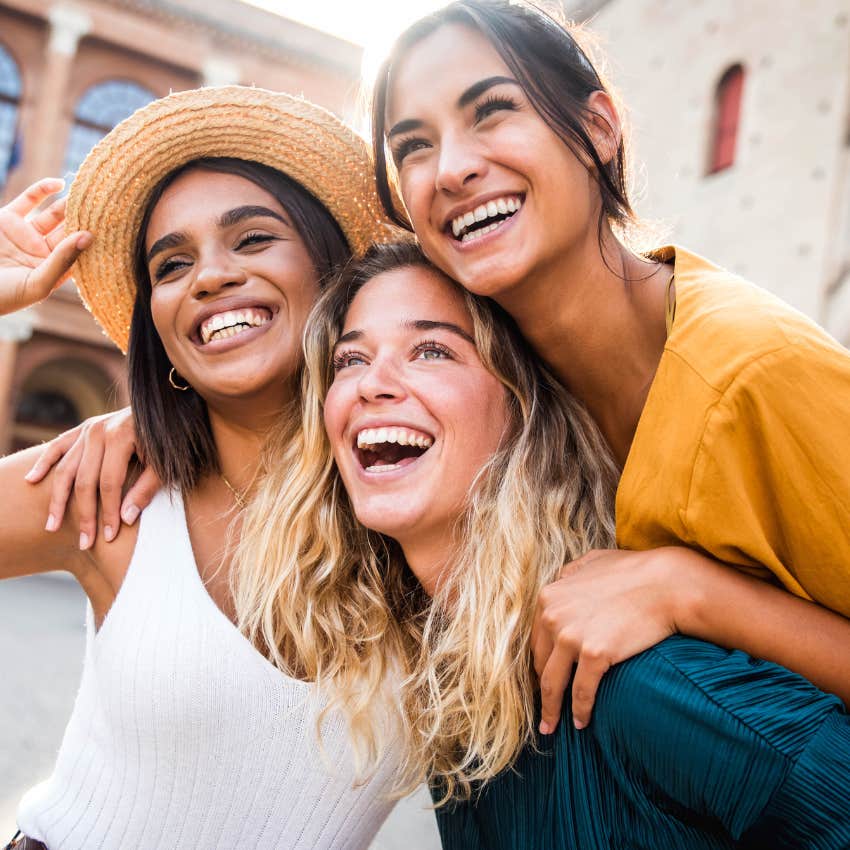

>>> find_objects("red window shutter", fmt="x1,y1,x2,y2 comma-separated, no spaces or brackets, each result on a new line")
709,65,744,174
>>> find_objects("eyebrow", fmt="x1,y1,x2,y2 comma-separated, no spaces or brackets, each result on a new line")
457,75,520,109
333,319,475,350
387,75,520,140
146,205,289,263
218,205,288,229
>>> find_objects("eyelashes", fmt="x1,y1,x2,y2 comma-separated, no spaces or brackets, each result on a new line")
390,92,520,166
391,136,429,166
473,93,519,122
151,232,277,282
332,340,454,372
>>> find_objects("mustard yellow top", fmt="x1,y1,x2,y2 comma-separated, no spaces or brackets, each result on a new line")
616,245,850,618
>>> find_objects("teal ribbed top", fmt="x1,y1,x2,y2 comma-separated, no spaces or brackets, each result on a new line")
433,637,850,849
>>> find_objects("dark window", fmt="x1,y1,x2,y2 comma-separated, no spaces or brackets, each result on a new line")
708,64,745,174
63,80,156,177
16,391,80,429
0,42,21,191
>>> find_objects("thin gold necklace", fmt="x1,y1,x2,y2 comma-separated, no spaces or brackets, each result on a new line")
220,473,247,510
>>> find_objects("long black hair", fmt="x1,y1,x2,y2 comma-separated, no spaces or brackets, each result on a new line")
371,0,634,238
128,157,351,492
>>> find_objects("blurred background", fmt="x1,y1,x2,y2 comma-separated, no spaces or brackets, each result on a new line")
0,0,848,845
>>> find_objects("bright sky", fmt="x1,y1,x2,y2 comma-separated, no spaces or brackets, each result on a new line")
242,0,449,81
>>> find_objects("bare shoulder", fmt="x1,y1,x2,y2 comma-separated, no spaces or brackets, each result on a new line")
0,446,137,605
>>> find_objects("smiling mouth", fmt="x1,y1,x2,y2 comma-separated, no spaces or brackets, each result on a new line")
355,426,434,473
449,195,523,244
199,307,273,345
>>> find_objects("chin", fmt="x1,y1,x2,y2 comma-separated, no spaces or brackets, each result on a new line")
353,503,423,540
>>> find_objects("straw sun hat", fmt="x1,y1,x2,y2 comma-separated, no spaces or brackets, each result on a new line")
66,85,396,353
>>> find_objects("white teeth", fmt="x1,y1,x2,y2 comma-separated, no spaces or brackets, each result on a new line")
460,220,501,244
200,307,272,344
356,427,434,449
450,196,522,240
365,463,401,474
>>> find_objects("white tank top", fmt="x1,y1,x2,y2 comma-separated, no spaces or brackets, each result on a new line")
17,490,399,849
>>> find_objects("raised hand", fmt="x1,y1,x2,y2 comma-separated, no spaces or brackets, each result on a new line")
0,178,92,316
25,407,162,548
532,548,683,733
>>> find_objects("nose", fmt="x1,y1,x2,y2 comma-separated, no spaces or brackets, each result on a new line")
191,246,248,298
435,130,487,194
357,354,407,404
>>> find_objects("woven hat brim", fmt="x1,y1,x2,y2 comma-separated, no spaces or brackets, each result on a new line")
66,86,398,353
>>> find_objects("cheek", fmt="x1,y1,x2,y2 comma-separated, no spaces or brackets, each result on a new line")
399,167,435,228
149,291,180,357
323,383,351,458
446,378,509,464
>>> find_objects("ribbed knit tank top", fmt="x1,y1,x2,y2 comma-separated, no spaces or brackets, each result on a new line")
17,490,399,849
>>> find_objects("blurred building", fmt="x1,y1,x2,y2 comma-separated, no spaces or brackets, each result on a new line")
586,0,850,344
1,0,849,456
0,0,361,453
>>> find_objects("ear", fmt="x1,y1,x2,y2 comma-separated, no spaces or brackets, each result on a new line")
584,90,621,165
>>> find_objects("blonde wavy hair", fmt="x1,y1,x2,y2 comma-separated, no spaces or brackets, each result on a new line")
234,241,618,800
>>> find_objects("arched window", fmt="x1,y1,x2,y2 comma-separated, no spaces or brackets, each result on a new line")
12,358,114,451
63,79,156,177
0,42,22,191
707,64,745,175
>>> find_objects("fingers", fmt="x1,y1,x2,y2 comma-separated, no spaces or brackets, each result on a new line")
72,429,107,550
24,230,92,301
571,651,610,730
98,438,137,543
25,427,82,483
6,178,65,217
29,196,67,237
44,438,84,533
120,466,162,526
538,637,576,736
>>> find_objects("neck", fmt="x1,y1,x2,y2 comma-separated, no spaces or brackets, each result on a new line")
497,228,671,467
205,382,293,491
398,526,458,598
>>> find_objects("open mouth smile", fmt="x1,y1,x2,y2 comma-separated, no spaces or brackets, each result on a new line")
199,307,273,345
448,195,523,244
354,426,434,474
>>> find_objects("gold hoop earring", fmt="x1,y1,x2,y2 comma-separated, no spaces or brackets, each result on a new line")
168,367,190,391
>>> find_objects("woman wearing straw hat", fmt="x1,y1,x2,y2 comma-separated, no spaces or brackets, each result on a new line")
0,85,402,850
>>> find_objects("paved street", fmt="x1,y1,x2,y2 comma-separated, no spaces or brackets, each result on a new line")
0,573,440,849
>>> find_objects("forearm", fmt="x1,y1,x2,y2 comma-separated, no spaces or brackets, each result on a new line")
672,549,850,706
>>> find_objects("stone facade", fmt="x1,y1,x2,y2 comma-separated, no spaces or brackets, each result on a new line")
0,0,361,452
586,0,850,341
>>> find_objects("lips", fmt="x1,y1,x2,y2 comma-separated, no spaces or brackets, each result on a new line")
199,306,272,345
189,297,278,347
353,425,435,473
446,194,524,242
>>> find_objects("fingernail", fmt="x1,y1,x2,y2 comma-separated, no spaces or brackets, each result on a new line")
45,514,58,532
76,232,93,250
79,532,90,550
573,717,586,730
121,504,140,525
104,525,114,542
25,466,40,482
539,721,552,736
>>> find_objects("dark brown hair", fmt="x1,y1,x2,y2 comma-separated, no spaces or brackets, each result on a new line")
128,157,351,493
371,0,634,238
